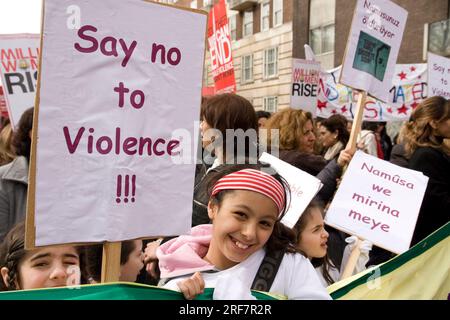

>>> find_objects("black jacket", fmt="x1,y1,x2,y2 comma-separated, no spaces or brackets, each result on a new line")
408,147,450,245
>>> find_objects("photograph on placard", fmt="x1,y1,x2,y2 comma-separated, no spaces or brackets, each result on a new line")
352,31,391,82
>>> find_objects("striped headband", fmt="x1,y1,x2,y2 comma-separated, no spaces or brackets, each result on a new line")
211,169,286,216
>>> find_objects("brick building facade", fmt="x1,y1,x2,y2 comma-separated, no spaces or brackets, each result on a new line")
156,0,450,112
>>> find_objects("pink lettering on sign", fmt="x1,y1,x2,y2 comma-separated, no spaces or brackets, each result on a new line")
69,23,185,205
74,25,183,68
114,82,145,109
74,24,137,68
63,126,181,157
361,162,415,189
116,174,136,203
348,209,390,232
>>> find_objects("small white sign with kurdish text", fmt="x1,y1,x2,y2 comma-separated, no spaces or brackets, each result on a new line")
325,151,428,254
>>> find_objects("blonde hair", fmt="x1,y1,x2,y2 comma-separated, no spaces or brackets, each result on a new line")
404,96,450,157
265,108,314,152
0,123,15,166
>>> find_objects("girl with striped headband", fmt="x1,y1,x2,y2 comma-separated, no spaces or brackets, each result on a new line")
156,163,330,300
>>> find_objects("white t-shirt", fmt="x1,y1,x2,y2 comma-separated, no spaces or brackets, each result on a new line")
161,249,331,300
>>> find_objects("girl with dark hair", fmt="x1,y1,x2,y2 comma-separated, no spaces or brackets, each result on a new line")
194,93,258,226
0,222,85,291
0,123,15,166
145,95,261,281
156,163,330,300
84,240,144,283
0,107,34,241
403,96,450,245
293,203,372,286
200,93,258,168
319,114,350,161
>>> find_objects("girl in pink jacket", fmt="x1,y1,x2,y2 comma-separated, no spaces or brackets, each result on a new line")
156,164,331,300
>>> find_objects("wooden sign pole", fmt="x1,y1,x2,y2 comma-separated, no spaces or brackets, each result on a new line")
101,241,122,283
340,238,362,280
347,90,367,153
339,89,367,280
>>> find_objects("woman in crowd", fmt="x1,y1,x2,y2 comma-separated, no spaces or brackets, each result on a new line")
264,108,326,176
357,121,381,158
156,163,330,300
194,93,258,226
389,121,409,168
0,122,15,166
375,122,393,160
319,114,349,162
0,107,34,242
0,222,85,291
403,96,450,245
255,110,271,129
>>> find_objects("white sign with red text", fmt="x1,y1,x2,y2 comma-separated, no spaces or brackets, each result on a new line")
0,34,40,128
427,52,450,99
325,151,428,254
259,152,323,229
33,0,206,246
207,0,236,93
291,59,321,114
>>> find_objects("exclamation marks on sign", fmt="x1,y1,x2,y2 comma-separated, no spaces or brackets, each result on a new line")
116,174,136,204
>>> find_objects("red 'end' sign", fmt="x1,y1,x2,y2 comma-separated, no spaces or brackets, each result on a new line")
207,0,236,94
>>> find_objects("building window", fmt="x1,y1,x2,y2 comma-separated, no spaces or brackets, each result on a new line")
310,24,335,54
263,47,278,79
309,0,335,55
428,19,450,57
241,54,253,83
243,10,253,37
263,96,278,113
229,14,237,41
190,1,196,9
273,0,283,27
261,2,270,32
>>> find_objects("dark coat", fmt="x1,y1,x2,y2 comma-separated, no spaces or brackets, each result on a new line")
389,143,409,168
408,147,450,245
0,156,28,242
279,150,327,176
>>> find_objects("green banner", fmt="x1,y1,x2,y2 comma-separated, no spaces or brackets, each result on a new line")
329,222,450,300
0,282,277,300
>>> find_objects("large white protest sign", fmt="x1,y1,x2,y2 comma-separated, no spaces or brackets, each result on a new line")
325,151,428,254
340,0,408,102
259,152,323,229
32,0,207,246
290,59,321,114
427,52,450,99
0,34,40,128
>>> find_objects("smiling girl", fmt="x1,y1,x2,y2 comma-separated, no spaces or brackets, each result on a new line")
0,222,85,291
156,164,330,300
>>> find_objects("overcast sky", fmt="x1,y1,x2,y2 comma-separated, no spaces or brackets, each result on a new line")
0,0,42,34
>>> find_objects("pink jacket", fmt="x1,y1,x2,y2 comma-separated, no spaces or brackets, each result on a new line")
157,224,215,279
